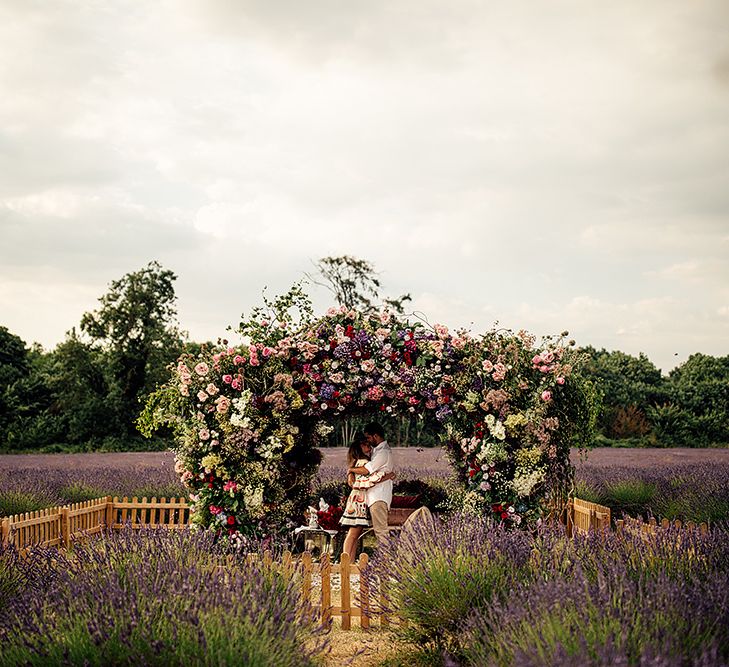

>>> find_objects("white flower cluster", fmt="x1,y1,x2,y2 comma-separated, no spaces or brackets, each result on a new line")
512,468,546,498
230,391,253,428
484,414,506,441
476,440,508,464
315,422,334,437
462,490,487,516
257,435,283,460
243,484,264,515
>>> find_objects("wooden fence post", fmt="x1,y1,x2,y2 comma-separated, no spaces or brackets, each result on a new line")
340,552,351,630
1,517,10,547
60,507,71,548
358,553,370,629
105,496,113,531
301,551,312,607
321,553,332,627
565,498,574,538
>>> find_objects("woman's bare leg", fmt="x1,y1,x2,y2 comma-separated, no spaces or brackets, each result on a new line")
342,526,362,559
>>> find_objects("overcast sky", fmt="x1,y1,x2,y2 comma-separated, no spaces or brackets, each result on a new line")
1,0,728,373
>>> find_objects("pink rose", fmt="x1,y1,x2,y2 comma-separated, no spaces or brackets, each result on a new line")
361,360,375,373
215,397,230,414
262,346,275,357
234,355,245,365
539,365,550,373
209,505,223,515
249,356,260,367
194,362,209,376
197,391,208,402
222,374,233,384
199,429,210,440
541,390,552,402
206,383,219,396
556,377,565,385
179,385,189,396
532,355,542,365
482,360,494,372
231,379,242,390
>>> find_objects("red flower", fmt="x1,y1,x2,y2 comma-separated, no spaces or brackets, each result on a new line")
501,512,509,520
227,515,235,525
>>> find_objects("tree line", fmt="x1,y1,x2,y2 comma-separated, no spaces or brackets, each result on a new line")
0,260,727,452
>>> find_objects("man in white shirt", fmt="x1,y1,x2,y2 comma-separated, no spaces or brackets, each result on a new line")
348,421,393,545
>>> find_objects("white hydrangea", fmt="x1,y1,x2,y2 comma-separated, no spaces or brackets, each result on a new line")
512,469,546,498
477,440,508,463
485,414,506,441
230,392,253,427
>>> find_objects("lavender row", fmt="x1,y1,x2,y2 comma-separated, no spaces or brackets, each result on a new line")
3,461,729,526
366,514,729,666
0,528,326,666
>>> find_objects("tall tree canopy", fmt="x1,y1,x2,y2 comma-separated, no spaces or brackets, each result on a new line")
310,255,412,314
80,261,183,432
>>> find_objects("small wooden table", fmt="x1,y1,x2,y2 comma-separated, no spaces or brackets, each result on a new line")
292,526,339,556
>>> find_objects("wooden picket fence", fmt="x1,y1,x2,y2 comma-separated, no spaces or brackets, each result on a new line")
306,551,392,629
2,494,711,631
565,497,611,537
1,496,190,551
616,515,709,539
565,497,711,542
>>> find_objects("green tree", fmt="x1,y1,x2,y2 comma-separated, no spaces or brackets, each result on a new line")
80,261,184,434
580,347,666,441
309,255,412,314
665,354,729,444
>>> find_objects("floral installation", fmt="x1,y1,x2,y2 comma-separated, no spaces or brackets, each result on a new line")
140,284,597,539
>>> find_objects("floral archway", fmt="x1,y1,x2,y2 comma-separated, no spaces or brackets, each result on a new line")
141,286,596,539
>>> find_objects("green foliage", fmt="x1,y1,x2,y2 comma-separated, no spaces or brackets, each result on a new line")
580,348,729,447
1,262,186,451
0,490,58,517
80,260,184,432
603,479,657,516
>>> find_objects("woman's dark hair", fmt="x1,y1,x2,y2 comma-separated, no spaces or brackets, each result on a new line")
347,433,370,467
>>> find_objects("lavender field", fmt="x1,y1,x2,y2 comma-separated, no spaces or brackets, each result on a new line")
2,449,729,666
2,448,729,525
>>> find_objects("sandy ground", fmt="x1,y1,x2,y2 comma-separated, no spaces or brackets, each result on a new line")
1,447,728,473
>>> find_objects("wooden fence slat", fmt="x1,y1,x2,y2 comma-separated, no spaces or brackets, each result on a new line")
321,553,332,627
340,552,351,630
301,551,312,605
358,553,370,629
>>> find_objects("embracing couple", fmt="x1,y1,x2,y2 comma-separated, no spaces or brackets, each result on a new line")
339,422,394,559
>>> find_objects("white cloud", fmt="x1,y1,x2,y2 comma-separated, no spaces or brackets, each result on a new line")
0,0,727,372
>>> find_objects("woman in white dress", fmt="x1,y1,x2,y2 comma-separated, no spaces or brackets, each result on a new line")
339,435,392,559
